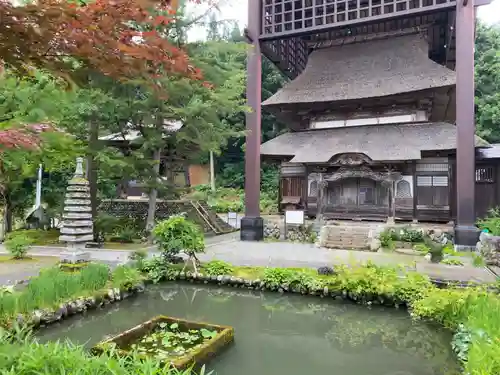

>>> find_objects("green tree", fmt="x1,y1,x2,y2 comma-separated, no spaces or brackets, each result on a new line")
205,22,286,198
475,22,500,142
0,71,81,234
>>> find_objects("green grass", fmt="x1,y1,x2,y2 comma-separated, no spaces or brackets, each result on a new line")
0,263,143,325
0,255,57,264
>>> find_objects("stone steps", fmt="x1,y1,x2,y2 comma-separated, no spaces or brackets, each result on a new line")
319,225,373,250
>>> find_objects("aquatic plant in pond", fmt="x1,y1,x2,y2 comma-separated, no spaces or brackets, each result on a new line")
93,315,234,371
131,322,217,360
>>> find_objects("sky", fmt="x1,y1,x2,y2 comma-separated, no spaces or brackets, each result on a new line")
188,0,500,41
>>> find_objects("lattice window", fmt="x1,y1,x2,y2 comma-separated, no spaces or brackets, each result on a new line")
476,167,495,183
261,0,455,37
417,176,448,187
396,180,411,198
261,38,307,77
416,163,449,172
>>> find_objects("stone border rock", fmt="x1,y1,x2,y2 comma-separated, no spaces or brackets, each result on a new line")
4,263,497,332
14,282,146,329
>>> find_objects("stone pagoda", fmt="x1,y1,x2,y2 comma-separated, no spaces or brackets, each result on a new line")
59,157,92,263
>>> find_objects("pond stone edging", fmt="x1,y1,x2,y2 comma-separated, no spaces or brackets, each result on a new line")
19,282,146,329
9,266,497,331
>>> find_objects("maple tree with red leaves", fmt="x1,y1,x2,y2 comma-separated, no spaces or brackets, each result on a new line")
0,125,53,151
0,0,208,149
0,0,204,82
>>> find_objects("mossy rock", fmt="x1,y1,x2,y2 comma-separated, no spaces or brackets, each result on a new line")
59,262,90,272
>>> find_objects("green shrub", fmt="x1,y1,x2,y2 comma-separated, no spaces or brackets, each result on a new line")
128,250,148,269
262,268,296,289
441,258,464,266
413,243,430,254
0,328,204,375
111,266,142,289
398,227,424,242
0,264,110,322
472,253,485,267
109,225,137,243
411,287,500,375
203,260,233,276
477,207,500,235
152,215,205,258
95,214,143,243
137,257,176,284
4,236,33,259
379,230,394,249
5,229,59,246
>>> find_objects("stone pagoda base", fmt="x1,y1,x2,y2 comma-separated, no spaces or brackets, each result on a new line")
58,157,93,268
60,249,91,264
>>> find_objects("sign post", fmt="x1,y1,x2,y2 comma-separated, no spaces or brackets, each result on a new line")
284,210,305,239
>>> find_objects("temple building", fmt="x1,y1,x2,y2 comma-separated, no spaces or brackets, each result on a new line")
260,31,496,223
240,1,493,246
99,123,210,199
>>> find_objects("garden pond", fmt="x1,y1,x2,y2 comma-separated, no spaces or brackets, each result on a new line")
38,283,460,375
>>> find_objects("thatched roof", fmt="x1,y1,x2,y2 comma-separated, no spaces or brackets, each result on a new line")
260,122,489,163
479,143,500,159
99,121,183,142
263,34,456,107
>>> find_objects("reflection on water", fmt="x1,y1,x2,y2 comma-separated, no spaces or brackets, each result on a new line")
37,283,460,375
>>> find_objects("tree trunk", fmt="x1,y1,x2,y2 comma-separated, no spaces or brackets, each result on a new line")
87,120,100,242
209,151,216,192
3,194,13,234
146,147,162,241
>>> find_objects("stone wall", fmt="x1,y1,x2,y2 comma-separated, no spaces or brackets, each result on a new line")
317,223,454,251
263,223,316,243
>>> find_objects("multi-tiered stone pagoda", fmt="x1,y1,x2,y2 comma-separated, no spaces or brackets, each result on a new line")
59,157,92,263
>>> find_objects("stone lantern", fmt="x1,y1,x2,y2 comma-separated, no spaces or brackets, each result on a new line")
59,157,92,264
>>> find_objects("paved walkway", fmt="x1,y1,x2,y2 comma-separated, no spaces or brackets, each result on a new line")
0,232,497,284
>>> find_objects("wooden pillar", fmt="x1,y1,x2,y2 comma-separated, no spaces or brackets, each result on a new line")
241,0,264,241
454,0,478,249
314,173,326,230
412,161,417,221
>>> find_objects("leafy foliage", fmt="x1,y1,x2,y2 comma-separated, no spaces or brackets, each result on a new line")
152,215,205,257
202,260,233,276
0,0,204,84
139,257,179,283
6,229,59,246
187,185,277,214
441,258,464,266
0,264,110,322
0,327,204,375
475,22,500,142
3,235,33,259
477,207,500,235
128,321,217,360
111,265,143,289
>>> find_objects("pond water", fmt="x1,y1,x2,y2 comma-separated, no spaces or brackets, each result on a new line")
38,284,460,375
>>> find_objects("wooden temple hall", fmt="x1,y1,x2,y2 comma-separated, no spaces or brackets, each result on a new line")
240,0,493,247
